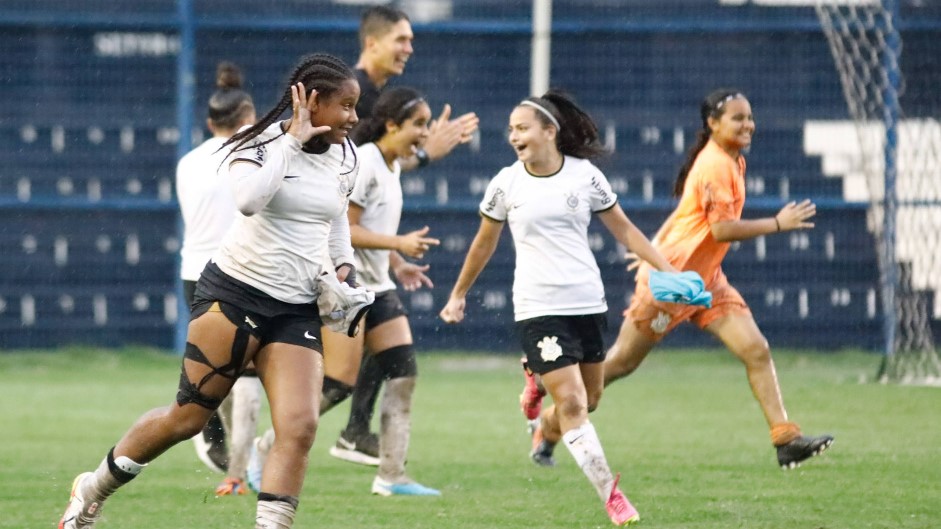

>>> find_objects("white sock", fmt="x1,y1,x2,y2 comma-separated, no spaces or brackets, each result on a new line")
562,422,615,501
227,376,263,479
378,376,416,482
255,498,297,529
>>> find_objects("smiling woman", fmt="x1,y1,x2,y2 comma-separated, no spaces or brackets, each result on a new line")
57,53,369,529
439,90,681,526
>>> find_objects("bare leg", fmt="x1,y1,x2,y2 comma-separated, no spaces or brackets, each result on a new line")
252,342,322,497
541,319,657,444
705,313,787,427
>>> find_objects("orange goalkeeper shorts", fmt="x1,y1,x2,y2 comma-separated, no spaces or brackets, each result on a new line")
625,270,751,340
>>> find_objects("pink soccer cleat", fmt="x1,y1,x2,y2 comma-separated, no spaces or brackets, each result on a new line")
605,473,640,526
519,357,546,421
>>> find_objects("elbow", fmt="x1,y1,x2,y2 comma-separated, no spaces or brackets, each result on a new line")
236,199,259,217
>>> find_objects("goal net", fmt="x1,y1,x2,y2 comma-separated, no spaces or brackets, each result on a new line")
816,0,941,384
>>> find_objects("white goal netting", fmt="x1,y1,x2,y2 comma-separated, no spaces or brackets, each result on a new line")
816,0,941,384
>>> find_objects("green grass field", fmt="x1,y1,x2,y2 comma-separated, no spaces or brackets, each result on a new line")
2,347,939,529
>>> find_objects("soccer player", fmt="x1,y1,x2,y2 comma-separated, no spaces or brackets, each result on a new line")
249,5,478,472
176,61,263,496
440,91,681,526
58,53,365,529
527,89,834,470
330,86,440,495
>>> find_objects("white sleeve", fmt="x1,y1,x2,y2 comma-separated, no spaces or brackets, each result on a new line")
328,201,355,267
479,172,508,221
587,166,618,212
228,133,302,216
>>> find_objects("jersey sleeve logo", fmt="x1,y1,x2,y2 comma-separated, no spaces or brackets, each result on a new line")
484,188,505,213
537,336,563,362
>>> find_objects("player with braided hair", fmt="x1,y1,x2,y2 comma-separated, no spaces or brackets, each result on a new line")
58,53,364,529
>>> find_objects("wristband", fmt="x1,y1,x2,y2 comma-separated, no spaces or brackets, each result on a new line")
336,263,357,287
415,148,430,168
774,217,781,232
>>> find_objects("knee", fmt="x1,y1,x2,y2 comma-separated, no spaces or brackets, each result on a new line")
586,388,603,413
555,392,588,421
738,338,772,368
275,411,319,451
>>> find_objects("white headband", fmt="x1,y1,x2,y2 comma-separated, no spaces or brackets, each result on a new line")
519,100,561,131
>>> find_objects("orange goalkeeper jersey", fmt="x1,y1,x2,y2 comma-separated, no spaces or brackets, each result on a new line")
638,139,746,287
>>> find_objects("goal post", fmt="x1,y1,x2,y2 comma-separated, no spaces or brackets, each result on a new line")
815,0,941,384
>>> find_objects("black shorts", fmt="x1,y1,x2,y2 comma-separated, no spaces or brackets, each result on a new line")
516,313,608,375
192,261,324,352
364,290,408,331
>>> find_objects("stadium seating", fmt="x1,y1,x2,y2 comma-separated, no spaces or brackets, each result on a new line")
1,1,936,351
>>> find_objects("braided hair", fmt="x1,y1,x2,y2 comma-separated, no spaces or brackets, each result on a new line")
520,90,607,160
222,53,358,174
351,86,425,146
207,62,254,131
672,88,746,197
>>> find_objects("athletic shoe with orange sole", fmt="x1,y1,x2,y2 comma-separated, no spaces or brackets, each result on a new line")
215,477,249,496
605,473,640,526
519,357,546,421
58,472,100,529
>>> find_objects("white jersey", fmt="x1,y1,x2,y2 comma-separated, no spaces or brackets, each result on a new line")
176,136,238,281
348,143,402,292
479,156,617,321
214,122,357,304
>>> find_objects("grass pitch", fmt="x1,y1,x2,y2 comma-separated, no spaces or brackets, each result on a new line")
1,347,938,529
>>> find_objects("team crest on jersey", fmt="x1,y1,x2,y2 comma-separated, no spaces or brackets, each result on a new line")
565,191,580,212
537,336,563,362
650,311,671,334
337,175,353,197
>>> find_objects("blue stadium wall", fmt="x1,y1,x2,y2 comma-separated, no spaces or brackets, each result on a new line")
0,0,938,352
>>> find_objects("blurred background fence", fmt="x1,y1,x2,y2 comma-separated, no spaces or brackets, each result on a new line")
1,0,939,353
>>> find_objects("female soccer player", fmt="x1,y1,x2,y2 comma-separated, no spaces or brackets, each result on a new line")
440,90,681,526
59,53,363,529
535,89,833,471
248,86,441,496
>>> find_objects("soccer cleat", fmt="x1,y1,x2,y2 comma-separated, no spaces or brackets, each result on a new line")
776,434,834,469
519,356,546,421
328,429,380,466
58,472,100,529
605,473,640,526
192,412,228,474
214,477,248,496
528,419,556,467
371,476,441,496
246,436,267,493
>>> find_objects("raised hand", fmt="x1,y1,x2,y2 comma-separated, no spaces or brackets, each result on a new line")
422,104,475,160
286,82,332,144
398,226,440,259
775,199,816,231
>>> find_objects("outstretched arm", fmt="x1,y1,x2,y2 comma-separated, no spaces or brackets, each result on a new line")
711,199,816,242
598,204,676,272
439,216,503,323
